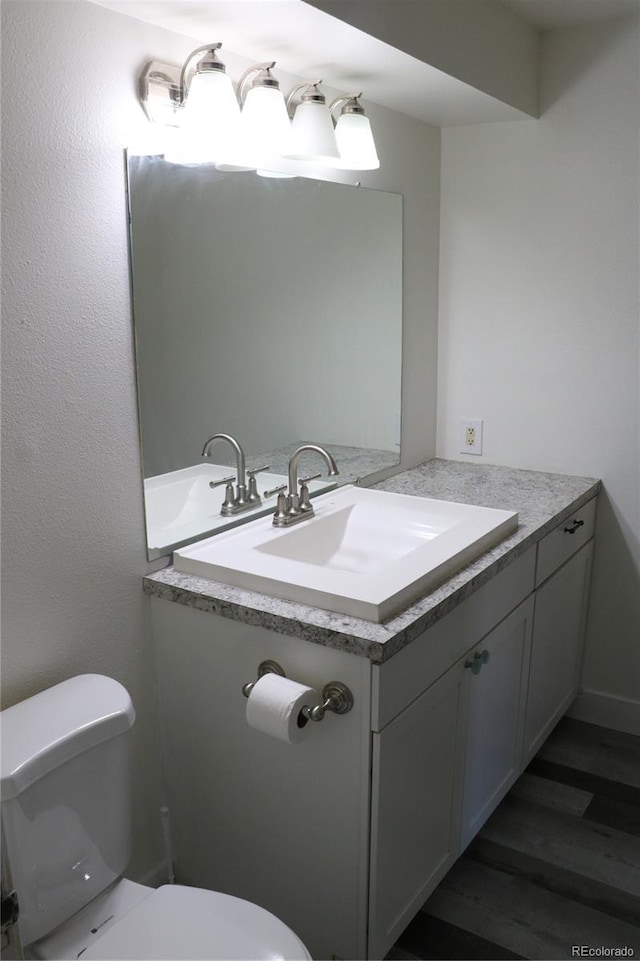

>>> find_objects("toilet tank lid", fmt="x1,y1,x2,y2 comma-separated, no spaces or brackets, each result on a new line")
1,675,135,800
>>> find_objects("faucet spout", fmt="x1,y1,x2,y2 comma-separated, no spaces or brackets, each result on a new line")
201,432,247,490
288,443,339,496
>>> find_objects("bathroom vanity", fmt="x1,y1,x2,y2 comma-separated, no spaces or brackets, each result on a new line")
145,459,599,961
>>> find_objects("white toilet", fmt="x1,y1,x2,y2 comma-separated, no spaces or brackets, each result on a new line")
0,674,312,960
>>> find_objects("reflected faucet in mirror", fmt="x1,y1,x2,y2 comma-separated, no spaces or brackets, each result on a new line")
267,444,339,527
202,432,270,516
127,155,403,559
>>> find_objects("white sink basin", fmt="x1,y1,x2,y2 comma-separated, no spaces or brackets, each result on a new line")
174,485,518,622
145,464,333,552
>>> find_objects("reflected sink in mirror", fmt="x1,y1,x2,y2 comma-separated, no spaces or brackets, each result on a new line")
174,485,519,622
145,464,335,556
127,156,403,560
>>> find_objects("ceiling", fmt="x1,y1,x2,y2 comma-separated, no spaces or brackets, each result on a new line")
93,0,638,125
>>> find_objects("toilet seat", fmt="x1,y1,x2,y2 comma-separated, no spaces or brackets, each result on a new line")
79,884,312,960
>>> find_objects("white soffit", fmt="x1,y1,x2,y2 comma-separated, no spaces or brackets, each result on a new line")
89,0,531,126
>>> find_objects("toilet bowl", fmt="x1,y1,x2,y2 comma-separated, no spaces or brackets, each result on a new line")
0,675,312,960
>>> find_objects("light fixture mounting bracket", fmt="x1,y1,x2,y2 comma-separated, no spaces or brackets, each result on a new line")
138,60,182,126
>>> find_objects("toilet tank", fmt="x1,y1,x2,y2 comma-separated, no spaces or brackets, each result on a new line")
0,675,136,947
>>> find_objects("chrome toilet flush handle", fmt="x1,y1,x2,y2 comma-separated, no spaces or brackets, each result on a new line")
241,660,354,723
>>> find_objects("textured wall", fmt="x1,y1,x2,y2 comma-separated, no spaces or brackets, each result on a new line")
437,17,640,708
1,0,440,881
0,0,202,880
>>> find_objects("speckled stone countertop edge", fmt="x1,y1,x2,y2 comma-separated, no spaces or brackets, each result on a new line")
143,459,601,664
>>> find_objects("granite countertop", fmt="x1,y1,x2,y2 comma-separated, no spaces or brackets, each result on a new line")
143,458,600,664
248,441,399,487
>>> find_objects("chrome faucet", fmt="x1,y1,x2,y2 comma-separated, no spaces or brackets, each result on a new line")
267,444,339,527
201,433,269,516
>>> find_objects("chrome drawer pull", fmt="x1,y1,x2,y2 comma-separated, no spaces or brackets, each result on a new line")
564,519,585,535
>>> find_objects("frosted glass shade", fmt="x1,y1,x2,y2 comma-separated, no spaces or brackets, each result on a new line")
286,100,340,163
165,70,240,164
334,112,380,170
237,85,292,164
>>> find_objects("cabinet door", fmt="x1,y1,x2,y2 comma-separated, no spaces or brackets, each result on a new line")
524,541,594,761
460,596,534,851
368,660,467,960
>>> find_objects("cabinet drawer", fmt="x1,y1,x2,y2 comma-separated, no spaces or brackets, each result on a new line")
535,497,596,587
372,548,536,731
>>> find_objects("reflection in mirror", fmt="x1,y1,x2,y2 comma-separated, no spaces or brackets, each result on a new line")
127,155,403,559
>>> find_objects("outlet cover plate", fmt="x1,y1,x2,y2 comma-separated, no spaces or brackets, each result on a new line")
460,419,483,455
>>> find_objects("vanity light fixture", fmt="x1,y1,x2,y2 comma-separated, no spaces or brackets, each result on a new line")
330,94,380,171
285,81,341,165
138,47,380,172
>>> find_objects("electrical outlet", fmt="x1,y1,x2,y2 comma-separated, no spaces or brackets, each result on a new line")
460,419,483,455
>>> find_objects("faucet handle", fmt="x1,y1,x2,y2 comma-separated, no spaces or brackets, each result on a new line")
246,464,270,501
264,487,290,523
298,472,322,487
298,473,322,512
264,483,287,499
209,475,236,512
209,474,235,489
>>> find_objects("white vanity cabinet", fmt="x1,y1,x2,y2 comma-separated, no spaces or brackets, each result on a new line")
149,496,597,961
367,551,536,959
523,498,596,762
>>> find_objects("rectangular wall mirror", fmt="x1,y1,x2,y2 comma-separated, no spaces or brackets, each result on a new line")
127,154,403,559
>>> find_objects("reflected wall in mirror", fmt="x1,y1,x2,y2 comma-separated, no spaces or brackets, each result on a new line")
127,154,403,559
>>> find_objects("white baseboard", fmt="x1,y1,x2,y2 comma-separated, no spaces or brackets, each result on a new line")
567,690,640,736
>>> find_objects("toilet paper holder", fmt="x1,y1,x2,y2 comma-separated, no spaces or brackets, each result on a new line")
242,660,354,722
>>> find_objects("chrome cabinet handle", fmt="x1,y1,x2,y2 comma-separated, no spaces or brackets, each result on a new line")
564,518,585,535
465,649,490,675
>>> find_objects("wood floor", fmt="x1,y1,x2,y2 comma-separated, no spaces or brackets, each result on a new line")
386,718,640,961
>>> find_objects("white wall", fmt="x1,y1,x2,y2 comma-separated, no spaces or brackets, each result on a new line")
1,0,440,882
437,16,640,708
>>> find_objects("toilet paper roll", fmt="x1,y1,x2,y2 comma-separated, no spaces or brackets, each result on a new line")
246,673,321,744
